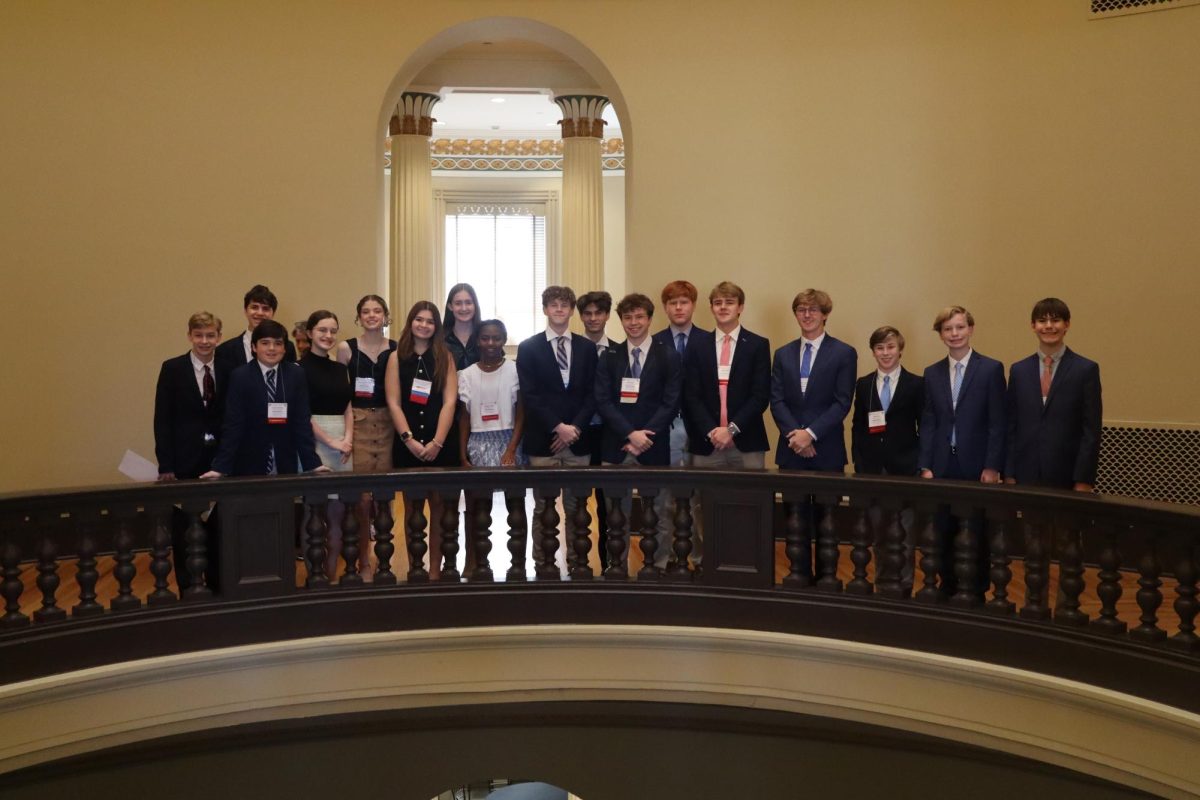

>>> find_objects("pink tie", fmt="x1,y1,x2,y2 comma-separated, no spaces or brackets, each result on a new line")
1041,355,1053,399
718,333,732,427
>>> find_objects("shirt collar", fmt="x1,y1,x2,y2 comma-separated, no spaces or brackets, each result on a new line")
190,352,214,372
801,332,826,350
717,325,742,343
257,360,280,378
877,365,902,381
669,323,694,338
1038,346,1065,364
545,327,570,342
950,349,973,369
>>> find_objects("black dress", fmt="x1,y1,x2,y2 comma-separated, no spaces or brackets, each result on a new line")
445,330,480,372
299,354,352,415
392,351,461,468
346,337,396,409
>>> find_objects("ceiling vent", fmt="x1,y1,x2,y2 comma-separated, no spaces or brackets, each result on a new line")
1089,0,1200,18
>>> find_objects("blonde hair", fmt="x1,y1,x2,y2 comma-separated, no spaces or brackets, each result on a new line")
188,311,221,333
932,305,975,332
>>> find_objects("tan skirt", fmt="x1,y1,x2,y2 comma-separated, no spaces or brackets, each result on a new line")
352,407,393,472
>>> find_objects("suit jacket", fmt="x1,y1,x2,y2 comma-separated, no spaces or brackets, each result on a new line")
682,327,771,456
651,325,710,355
919,352,1006,480
594,338,682,465
215,333,297,368
153,353,233,479
1005,348,1102,488
770,335,857,470
516,331,599,457
851,367,923,476
210,361,320,476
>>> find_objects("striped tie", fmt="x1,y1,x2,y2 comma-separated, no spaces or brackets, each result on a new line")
556,336,569,371
265,368,277,474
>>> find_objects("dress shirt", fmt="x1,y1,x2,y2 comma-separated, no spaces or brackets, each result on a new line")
241,329,254,362
589,335,611,354
949,349,973,398
545,326,572,382
1038,346,1065,381
874,366,902,402
669,323,694,352
713,325,742,367
626,338,650,373
799,331,827,368
190,352,216,398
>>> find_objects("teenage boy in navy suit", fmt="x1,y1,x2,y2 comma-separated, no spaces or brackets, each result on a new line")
214,284,297,368
202,320,326,478
516,286,599,570
594,293,682,569
851,325,923,590
919,306,1006,602
1005,298,1102,491
682,281,771,567
578,290,617,567
651,280,708,467
153,311,232,588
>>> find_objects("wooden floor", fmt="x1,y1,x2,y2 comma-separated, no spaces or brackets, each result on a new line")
15,492,1182,634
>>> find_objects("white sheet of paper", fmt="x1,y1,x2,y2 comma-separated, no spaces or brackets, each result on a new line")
118,449,159,482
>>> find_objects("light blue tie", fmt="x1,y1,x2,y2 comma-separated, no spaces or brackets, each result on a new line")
631,346,642,379
950,362,963,447
800,342,813,380
880,374,892,412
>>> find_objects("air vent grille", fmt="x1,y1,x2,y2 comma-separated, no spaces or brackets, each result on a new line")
1095,425,1200,505
1089,0,1200,18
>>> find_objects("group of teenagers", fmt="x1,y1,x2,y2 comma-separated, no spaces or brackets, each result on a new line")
154,278,1101,586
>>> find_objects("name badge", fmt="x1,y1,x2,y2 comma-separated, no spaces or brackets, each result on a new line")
410,377,432,405
480,401,500,422
355,377,375,398
267,402,288,424
620,377,641,404
717,365,731,383
800,377,809,393
868,410,887,434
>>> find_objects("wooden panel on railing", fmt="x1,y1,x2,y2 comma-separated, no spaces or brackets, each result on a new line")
702,487,774,589
217,494,297,600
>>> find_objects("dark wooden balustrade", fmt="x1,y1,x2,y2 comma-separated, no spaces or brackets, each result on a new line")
1,469,1198,710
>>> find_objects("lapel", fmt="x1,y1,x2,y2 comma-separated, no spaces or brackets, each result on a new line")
805,336,834,391
1043,348,1074,413
955,353,980,405
933,358,953,411
181,355,205,410
701,329,719,378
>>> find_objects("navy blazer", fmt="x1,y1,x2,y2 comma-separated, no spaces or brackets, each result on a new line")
215,333,297,368
770,335,857,471
919,352,1006,480
153,353,233,479
516,331,599,457
682,327,771,456
210,361,320,476
594,339,682,465
851,367,924,476
1005,348,1102,488
651,325,709,355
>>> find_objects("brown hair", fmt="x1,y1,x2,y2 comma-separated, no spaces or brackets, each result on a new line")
576,290,613,313
791,289,832,314
1031,297,1071,323
355,294,390,325
397,301,452,390
708,281,745,305
661,280,698,304
188,311,222,333
868,325,905,350
616,293,655,318
933,305,975,332
541,285,577,309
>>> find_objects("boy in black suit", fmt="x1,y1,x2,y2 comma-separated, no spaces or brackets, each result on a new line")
578,290,615,567
1005,298,1102,491
214,284,297,367
651,280,708,467
851,326,924,590
594,293,682,569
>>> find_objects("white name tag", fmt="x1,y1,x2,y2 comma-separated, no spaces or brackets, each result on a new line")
267,402,288,424
355,377,375,398
717,365,731,383
410,377,433,405
868,410,887,434
800,377,809,393
620,377,641,404
480,401,500,422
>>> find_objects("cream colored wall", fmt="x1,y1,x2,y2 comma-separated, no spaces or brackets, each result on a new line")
2,1,1197,491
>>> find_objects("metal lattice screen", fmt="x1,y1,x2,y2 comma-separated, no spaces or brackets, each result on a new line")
1089,0,1200,17
1095,425,1200,505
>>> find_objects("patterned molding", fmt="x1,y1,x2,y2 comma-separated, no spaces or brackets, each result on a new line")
385,137,625,172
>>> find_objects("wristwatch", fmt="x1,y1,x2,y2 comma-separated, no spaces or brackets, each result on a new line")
399,430,413,443
728,422,741,437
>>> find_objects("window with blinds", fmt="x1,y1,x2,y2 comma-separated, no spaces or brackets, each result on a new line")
444,202,548,342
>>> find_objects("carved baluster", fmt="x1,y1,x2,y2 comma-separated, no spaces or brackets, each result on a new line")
304,498,330,589
781,499,812,589
877,503,908,599
34,529,66,623
536,487,560,581
1091,523,1126,635
665,489,694,583
846,501,873,595
636,488,660,582
569,489,593,581
816,496,842,592
339,500,362,586
110,508,142,612
372,490,397,585
1054,521,1089,627
1,538,28,628
440,491,461,582
984,509,1015,616
505,491,528,582
73,513,104,618
1170,535,1198,651
1130,530,1166,643
1019,519,1050,621
405,491,430,583
603,491,629,580
470,496,494,582
915,507,942,604
949,505,982,608
146,507,177,606
181,501,212,600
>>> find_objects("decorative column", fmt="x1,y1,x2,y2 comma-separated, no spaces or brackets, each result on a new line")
554,94,608,296
388,91,440,320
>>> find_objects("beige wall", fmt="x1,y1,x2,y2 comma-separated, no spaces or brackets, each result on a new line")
2,1,1197,491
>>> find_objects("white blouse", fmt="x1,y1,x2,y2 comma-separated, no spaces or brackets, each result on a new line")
458,360,521,432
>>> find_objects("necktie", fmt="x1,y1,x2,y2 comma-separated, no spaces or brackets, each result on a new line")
631,346,642,379
556,336,569,371
203,364,214,407
718,333,732,427
265,368,278,474
675,332,686,357
880,374,892,412
951,362,963,448
800,342,813,379
1041,354,1053,401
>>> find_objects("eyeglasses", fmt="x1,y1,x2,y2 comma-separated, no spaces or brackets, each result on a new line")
794,306,823,316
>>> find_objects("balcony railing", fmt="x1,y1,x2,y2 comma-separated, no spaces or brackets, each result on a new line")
1,468,1197,710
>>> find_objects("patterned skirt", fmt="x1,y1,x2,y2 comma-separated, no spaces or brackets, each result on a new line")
467,429,528,467
351,407,393,472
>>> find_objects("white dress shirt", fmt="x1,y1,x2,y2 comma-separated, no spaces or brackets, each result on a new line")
714,325,742,367
875,366,902,403
545,326,572,383
190,352,216,399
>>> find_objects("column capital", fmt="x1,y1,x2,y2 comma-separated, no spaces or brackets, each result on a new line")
390,91,441,137
553,94,609,139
